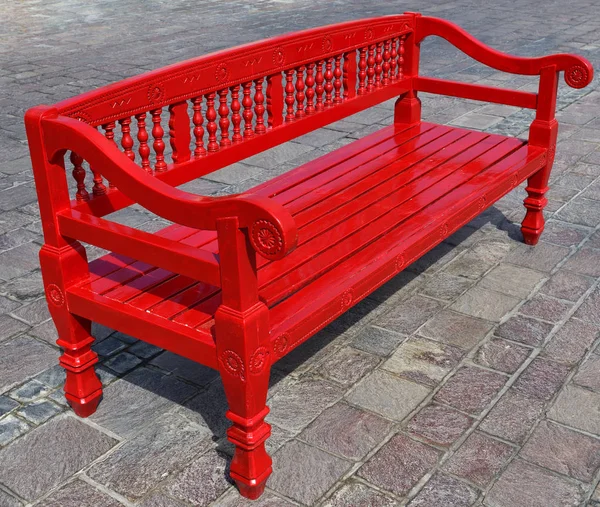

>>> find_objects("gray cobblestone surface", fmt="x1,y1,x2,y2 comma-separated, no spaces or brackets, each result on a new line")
1,0,600,505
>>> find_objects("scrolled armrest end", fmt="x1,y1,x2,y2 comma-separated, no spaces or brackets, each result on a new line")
237,195,298,261
564,59,593,89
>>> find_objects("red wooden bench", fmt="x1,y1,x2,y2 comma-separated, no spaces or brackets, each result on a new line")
25,12,592,500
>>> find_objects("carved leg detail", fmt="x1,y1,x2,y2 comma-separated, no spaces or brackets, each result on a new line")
521,170,549,246
216,302,272,500
58,315,102,418
40,242,102,418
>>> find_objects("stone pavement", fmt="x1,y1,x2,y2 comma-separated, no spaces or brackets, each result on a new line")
1,0,600,505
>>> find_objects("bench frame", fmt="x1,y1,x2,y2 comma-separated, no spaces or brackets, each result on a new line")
25,12,592,500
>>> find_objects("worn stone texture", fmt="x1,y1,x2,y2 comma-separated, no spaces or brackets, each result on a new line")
434,366,507,415
269,439,352,505
443,431,515,488
42,479,124,507
407,403,474,447
299,402,392,460
408,473,479,507
88,412,212,500
346,370,431,421
0,415,117,502
358,433,441,497
1,0,600,504
486,459,586,507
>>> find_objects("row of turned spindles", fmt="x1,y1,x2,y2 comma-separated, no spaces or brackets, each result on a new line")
70,35,407,202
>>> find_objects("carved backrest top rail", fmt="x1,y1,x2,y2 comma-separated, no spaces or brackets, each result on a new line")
55,15,414,127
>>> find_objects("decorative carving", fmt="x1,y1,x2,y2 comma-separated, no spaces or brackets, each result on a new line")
249,347,270,375
477,196,487,211
565,64,589,88
364,27,374,40
272,46,286,66
341,289,353,309
439,223,449,238
220,350,245,382
46,283,65,307
274,334,289,356
215,63,229,83
322,35,333,53
147,84,164,104
251,219,283,257
395,253,405,271
70,151,89,202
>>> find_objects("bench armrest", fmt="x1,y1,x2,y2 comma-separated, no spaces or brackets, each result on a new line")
35,108,297,260
415,16,593,88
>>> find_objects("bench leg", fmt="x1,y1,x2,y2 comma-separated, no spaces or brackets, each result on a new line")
521,163,551,245
216,302,272,500
40,243,102,418
521,118,558,245
394,90,421,125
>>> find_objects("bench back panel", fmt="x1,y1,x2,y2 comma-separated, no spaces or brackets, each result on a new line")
53,15,415,211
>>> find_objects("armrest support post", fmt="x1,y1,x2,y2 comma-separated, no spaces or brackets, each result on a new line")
395,12,422,125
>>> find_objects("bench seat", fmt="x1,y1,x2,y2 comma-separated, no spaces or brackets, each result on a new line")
68,120,546,363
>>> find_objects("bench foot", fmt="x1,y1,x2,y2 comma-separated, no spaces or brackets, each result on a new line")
236,480,267,500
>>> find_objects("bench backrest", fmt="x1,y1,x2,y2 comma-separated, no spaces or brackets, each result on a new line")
52,14,416,214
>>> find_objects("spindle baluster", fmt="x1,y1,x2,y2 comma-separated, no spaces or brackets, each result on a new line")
390,37,398,82
358,48,367,95
315,60,325,111
90,164,106,196
230,85,242,144
398,35,406,80
242,82,254,138
118,117,135,162
192,97,207,157
375,42,383,88
168,102,191,164
218,89,231,147
205,92,219,152
254,77,266,134
305,63,316,114
151,109,167,172
295,66,306,119
284,69,295,122
70,151,89,202
102,121,117,188
324,58,334,107
382,41,391,85
333,55,342,104
135,112,151,174
367,45,376,92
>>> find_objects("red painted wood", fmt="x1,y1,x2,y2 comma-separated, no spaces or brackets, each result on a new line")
168,101,192,163
25,13,593,502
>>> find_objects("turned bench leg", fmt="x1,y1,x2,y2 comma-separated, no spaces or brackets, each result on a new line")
40,243,102,418
521,163,551,245
216,303,272,499
521,114,558,246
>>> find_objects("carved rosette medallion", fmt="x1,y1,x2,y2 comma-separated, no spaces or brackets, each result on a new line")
439,223,449,238
249,347,270,375
364,27,374,41
477,196,487,211
273,333,289,356
220,349,246,382
272,47,286,67
46,284,65,307
395,253,405,271
251,219,283,257
322,35,333,53
565,64,589,89
147,84,164,104
215,63,229,83
341,289,353,309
